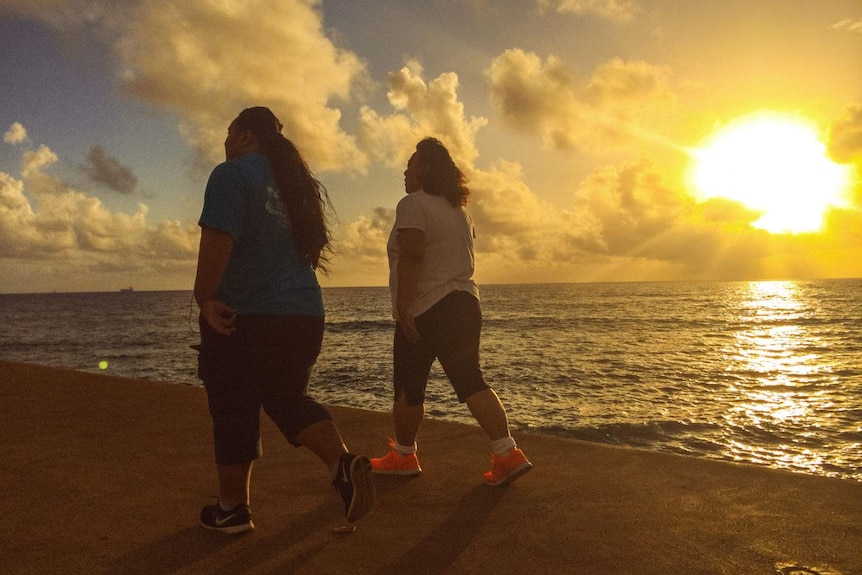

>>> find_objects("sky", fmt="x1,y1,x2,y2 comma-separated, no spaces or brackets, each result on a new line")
1,0,861,293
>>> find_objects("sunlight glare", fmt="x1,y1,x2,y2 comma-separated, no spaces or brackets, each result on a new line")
722,280,837,476
688,112,852,234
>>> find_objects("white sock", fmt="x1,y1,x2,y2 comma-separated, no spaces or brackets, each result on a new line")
219,501,236,512
492,436,517,456
394,439,417,456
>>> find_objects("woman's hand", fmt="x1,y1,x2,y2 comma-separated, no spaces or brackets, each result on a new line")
200,299,237,335
396,227,424,344
398,308,419,343
194,226,236,335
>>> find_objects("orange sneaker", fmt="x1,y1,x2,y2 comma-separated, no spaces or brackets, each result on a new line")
483,448,532,486
370,438,422,476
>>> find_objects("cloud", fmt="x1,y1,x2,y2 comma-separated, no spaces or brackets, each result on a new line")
78,146,138,194
336,207,394,263
0,0,116,30
467,157,708,269
536,0,640,23
828,104,862,164
2,0,370,173
339,123,855,283
116,0,369,172
470,156,861,282
832,19,862,35
486,49,675,151
568,158,716,261
0,139,197,272
336,57,849,284
358,60,488,170
21,145,59,180
3,122,28,144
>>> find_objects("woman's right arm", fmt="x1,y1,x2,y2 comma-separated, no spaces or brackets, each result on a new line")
194,226,237,335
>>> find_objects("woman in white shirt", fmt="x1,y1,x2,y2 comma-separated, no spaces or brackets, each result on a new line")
371,137,532,486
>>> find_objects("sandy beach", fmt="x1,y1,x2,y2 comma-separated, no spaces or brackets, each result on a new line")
2,360,859,574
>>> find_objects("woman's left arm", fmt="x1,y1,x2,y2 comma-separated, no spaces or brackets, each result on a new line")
396,227,425,343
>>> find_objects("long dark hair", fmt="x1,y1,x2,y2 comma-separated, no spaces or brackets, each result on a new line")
414,137,469,207
234,107,333,272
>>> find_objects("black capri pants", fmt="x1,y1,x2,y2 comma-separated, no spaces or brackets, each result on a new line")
394,290,490,406
198,314,332,465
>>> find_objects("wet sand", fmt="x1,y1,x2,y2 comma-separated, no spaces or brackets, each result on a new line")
2,360,859,574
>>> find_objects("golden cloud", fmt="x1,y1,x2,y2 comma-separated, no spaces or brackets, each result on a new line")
486,49,675,151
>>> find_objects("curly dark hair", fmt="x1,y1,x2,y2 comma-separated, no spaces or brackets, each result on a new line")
233,106,334,272
414,137,469,207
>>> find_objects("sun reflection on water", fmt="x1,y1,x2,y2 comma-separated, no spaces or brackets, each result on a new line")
723,281,839,476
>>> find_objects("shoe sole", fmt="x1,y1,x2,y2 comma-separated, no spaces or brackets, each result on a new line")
346,456,375,523
200,520,255,534
484,461,533,487
371,467,422,476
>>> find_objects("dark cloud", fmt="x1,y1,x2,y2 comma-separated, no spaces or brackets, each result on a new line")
1,142,198,265
79,145,138,194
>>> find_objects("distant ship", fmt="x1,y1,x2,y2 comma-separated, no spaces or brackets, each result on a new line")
120,287,134,293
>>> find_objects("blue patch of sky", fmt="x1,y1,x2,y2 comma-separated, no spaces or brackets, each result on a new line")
0,15,200,223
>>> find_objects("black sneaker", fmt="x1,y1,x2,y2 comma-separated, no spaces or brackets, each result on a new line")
200,502,254,534
332,453,375,523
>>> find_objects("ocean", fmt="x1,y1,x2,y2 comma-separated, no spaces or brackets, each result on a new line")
2,280,860,481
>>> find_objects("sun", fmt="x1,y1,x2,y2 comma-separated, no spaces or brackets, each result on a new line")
688,112,852,234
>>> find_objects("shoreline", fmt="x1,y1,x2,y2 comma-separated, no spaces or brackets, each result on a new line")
3,360,860,574
8,357,860,483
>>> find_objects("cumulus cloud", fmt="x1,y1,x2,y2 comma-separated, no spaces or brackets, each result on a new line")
469,156,861,282
78,146,138,194
344,63,704,278
4,122,28,144
340,124,858,284
828,104,862,164
116,0,368,172
467,157,706,270
536,0,640,23
335,58,854,284
2,0,369,173
486,49,674,151
568,158,706,259
21,145,60,181
336,207,394,263
4,1,857,286
0,139,197,272
358,60,488,170
562,158,861,280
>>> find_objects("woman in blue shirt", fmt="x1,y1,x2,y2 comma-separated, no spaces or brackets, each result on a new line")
194,107,373,533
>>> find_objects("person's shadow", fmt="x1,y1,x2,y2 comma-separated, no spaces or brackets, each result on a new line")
102,525,245,575
375,484,507,574
104,479,506,574
103,501,334,575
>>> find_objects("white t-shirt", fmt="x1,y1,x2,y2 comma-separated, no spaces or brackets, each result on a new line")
388,189,480,320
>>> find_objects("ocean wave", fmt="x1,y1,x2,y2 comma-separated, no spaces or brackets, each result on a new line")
518,419,722,446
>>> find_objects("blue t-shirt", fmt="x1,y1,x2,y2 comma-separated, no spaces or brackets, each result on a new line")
199,153,323,316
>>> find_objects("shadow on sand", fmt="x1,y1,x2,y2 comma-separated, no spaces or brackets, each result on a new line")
375,483,507,574
104,500,335,575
